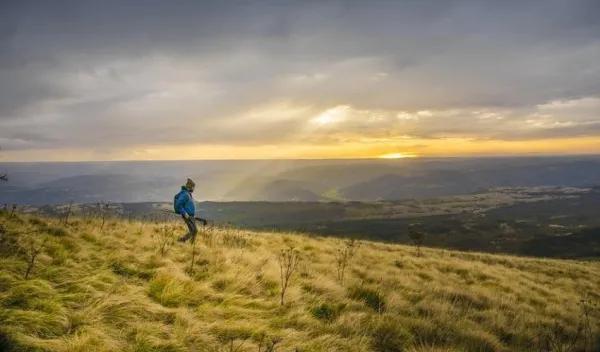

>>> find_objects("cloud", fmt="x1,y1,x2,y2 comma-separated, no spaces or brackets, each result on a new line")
0,0,599,158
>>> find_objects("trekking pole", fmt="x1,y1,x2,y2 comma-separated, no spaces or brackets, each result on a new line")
160,209,208,226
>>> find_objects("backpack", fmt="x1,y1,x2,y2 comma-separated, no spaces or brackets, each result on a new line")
173,190,184,213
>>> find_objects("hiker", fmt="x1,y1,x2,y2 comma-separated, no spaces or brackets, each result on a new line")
175,178,197,242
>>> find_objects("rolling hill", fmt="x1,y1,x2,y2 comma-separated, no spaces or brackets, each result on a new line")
0,211,598,351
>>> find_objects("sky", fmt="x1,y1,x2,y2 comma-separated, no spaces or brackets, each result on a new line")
1,0,599,161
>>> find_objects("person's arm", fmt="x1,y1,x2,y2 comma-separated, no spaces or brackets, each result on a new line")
176,192,190,218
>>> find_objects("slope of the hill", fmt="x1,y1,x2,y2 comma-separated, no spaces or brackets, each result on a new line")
0,211,599,352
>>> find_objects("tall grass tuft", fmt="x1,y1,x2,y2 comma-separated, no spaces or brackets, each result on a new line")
348,285,386,313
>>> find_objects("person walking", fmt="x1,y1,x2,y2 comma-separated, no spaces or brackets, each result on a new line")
174,178,198,243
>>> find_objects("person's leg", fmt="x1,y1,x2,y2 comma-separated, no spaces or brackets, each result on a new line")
178,215,195,242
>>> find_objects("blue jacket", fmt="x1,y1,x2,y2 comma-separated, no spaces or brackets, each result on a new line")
174,186,195,216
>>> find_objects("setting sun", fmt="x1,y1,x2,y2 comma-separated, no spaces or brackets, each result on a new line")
379,152,418,159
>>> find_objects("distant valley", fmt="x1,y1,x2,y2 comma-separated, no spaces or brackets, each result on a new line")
2,156,600,204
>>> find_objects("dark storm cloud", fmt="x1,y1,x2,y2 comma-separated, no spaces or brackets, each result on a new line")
0,0,599,152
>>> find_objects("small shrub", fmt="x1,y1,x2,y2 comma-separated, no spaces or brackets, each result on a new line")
255,333,282,352
335,239,360,284
18,232,48,279
408,228,425,257
278,247,300,306
152,225,177,257
348,285,386,313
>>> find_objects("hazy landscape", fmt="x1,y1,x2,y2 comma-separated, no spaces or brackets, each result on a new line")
2,156,600,204
2,0,600,351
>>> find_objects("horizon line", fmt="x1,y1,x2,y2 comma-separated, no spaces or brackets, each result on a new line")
2,152,600,164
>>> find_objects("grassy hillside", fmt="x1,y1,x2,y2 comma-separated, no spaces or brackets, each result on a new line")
0,211,599,352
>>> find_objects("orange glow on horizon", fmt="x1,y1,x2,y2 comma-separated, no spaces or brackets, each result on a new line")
2,135,600,162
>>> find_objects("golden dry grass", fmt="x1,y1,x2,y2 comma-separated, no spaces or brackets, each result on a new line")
0,211,599,352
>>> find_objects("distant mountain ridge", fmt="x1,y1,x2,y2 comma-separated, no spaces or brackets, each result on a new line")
1,156,600,204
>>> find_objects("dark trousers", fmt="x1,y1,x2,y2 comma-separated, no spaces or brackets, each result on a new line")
181,215,198,242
